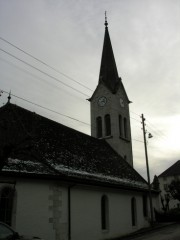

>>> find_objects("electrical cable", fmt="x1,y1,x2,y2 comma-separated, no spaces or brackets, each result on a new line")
0,48,90,98
0,36,93,91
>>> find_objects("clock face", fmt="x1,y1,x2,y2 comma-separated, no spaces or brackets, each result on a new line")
120,98,124,107
98,96,107,107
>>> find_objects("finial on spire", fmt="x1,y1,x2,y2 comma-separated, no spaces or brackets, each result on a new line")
104,11,108,28
7,90,11,103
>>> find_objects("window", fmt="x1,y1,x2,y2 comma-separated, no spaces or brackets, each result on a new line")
96,117,102,138
142,195,148,217
101,195,109,230
119,115,123,137
131,197,137,226
164,184,168,191
124,118,128,139
105,114,111,136
0,187,14,226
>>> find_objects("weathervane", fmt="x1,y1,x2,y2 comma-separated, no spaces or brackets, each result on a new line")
7,90,11,103
105,11,108,28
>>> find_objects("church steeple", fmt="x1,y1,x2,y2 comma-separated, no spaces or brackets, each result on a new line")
99,13,120,93
90,16,133,167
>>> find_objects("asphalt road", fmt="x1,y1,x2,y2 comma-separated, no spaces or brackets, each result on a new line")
125,223,180,240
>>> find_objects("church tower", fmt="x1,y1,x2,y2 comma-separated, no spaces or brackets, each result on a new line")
89,16,133,166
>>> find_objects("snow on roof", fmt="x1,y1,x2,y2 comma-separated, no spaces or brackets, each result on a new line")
0,103,148,190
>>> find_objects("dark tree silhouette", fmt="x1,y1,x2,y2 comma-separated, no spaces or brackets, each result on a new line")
167,180,180,202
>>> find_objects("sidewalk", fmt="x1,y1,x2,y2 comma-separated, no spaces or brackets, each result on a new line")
107,222,176,240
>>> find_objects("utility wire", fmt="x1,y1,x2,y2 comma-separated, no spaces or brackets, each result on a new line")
1,89,90,127
0,56,87,101
0,36,93,91
0,48,90,98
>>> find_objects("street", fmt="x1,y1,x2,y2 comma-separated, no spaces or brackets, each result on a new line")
125,223,180,240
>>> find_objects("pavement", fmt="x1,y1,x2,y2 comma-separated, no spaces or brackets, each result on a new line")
107,222,176,240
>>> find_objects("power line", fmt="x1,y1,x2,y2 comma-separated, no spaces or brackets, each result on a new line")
0,48,90,98
0,36,93,92
0,89,90,127
0,56,87,101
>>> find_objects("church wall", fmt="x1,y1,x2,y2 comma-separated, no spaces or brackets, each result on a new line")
0,177,69,240
0,177,159,240
71,185,149,240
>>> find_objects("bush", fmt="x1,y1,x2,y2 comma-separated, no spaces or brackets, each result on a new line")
154,208,180,222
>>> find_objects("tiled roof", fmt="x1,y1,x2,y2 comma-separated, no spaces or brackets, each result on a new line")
0,103,148,191
158,160,180,178
98,24,120,94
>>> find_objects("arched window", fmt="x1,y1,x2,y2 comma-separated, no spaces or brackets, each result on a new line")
131,197,137,226
0,187,14,226
119,115,122,137
101,195,109,230
124,118,128,139
96,117,102,138
143,195,148,217
105,114,111,136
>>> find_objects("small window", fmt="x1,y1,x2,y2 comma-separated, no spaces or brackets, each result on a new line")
164,184,168,191
0,187,14,226
105,114,111,136
131,197,137,226
101,195,109,230
96,117,102,138
124,118,128,139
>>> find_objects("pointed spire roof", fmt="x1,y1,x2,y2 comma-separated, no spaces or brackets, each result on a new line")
99,13,120,93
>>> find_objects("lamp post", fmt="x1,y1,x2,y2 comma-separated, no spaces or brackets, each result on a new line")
141,114,154,226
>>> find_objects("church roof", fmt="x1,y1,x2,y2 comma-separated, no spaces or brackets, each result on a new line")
0,103,148,191
99,19,120,94
158,160,180,178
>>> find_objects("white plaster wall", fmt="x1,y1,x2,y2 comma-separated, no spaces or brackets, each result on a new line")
71,186,150,240
14,179,68,240
0,177,160,240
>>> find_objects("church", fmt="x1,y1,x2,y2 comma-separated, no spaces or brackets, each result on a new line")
0,18,160,240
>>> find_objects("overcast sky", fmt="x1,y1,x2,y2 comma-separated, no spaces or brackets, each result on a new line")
0,0,179,181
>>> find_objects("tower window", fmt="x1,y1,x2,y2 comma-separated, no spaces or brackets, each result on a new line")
124,118,128,139
105,114,111,136
119,115,122,137
101,195,109,230
96,117,102,138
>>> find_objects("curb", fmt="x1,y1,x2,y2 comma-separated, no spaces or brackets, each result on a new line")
107,222,177,240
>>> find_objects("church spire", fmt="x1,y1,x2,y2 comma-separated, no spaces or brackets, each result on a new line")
99,13,120,93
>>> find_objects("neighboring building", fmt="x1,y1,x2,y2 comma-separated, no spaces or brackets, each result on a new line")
0,19,159,240
158,160,180,210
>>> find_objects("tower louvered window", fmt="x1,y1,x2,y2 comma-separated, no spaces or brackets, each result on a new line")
96,116,102,138
119,115,123,137
105,114,111,136
124,118,128,139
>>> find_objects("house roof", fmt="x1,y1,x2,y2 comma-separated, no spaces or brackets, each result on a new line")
0,103,148,191
158,160,180,178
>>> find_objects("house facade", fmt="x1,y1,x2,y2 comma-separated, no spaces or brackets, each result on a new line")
0,18,160,240
158,160,180,210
